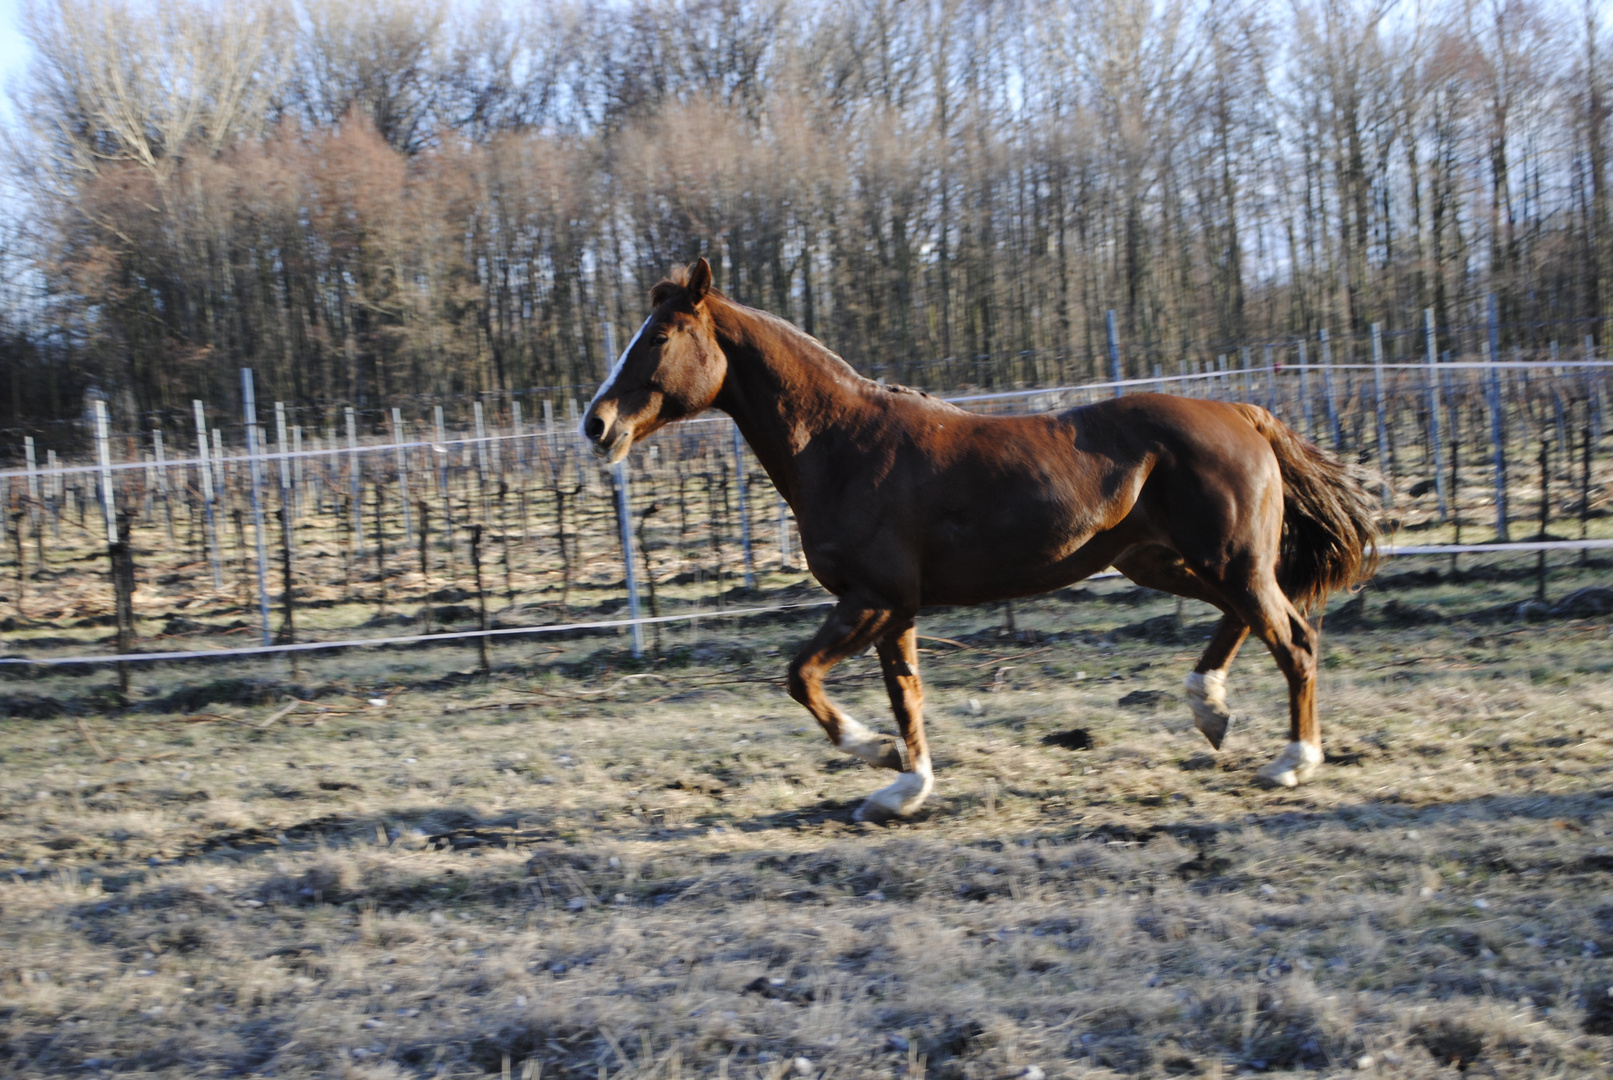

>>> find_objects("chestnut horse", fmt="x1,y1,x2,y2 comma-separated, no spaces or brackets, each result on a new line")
583,259,1378,820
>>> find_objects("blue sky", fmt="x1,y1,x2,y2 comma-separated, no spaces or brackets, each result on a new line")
0,0,29,127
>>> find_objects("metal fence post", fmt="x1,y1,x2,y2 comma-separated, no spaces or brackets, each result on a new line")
434,404,452,572
92,399,116,546
23,435,38,509
777,495,792,570
391,407,412,540
242,370,273,646
1297,339,1314,439
1263,344,1276,413
1487,294,1509,540
1424,308,1447,520
274,402,294,552
732,423,755,588
1106,309,1123,395
1588,335,1605,440
193,400,224,588
613,459,643,658
1371,323,1391,506
153,428,175,543
346,406,364,556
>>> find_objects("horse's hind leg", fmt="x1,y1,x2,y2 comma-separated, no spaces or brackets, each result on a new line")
1114,548,1247,749
1186,615,1250,750
787,601,906,772
1222,577,1323,787
859,622,933,820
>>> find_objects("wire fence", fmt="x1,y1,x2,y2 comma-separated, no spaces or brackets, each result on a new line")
3,312,1611,676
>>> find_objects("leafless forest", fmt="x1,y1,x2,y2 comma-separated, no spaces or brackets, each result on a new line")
4,0,1613,438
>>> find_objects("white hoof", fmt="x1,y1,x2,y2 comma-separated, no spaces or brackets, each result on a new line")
1254,741,1323,788
853,758,934,821
836,716,905,771
1185,670,1232,750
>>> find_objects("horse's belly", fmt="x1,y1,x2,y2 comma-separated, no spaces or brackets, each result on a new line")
918,511,1102,605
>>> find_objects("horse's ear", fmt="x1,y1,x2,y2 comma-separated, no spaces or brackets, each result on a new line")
685,257,711,307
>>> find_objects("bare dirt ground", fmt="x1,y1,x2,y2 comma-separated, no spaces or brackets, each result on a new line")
3,560,1613,1079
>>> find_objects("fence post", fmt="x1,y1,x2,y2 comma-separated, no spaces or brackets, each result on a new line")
242,369,273,647
473,399,492,526
512,399,531,542
1297,339,1314,439
391,407,413,540
92,399,116,546
345,405,364,556
291,424,304,519
45,449,59,540
153,429,176,542
1106,309,1123,395
1371,323,1391,506
731,423,755,588
211,427,226,507
613,459,644,658
274,403,295,554
1586,335,1605,439
1263,344,1276,413
193,400,224,588
111,511,134,698
1424,309,1447,520
468,523,490,674
1487,294,1509,540
23,436,40,552
778,495,792,570
435,404,453,578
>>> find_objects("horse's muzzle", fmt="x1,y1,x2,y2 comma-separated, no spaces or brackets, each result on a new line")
581,405,634,463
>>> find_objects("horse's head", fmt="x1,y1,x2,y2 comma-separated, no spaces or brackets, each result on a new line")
581,257,725,464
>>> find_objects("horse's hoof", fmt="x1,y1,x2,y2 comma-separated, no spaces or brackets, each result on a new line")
867,734,907,772
1185,671,1231,750
854,767,933,821
1254,741,1323,788
837,719,908,771
852,800,897,824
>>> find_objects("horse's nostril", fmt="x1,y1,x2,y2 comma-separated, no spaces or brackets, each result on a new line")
584,416,605,441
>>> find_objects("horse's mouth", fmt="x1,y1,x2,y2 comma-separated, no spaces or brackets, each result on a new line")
593,430,633,464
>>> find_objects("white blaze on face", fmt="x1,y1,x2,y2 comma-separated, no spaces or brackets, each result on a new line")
581,316,652,439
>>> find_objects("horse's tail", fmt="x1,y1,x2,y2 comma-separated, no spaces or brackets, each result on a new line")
1233,404,1381,611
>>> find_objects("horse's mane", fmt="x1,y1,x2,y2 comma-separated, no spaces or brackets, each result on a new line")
650,267,938,401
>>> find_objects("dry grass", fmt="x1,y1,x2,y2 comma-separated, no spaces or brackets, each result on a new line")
3,560,1613,1078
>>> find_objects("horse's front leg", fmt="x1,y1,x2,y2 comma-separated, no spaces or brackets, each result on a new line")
787,601,906,773
859,622,934,820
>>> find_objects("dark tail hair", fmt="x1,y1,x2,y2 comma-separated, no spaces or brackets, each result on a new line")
1234,404,1381,610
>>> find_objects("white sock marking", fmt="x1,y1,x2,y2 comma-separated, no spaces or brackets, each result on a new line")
859,754,935,818
836,715,890,764
1184,670,1227,704
1255,741,1323,787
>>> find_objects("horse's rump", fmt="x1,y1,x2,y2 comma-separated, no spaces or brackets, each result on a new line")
1231,404,1380,610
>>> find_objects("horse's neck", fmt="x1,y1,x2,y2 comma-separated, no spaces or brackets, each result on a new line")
710,300,868,503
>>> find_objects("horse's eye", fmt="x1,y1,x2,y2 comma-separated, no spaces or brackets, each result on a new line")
651,332,669,345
